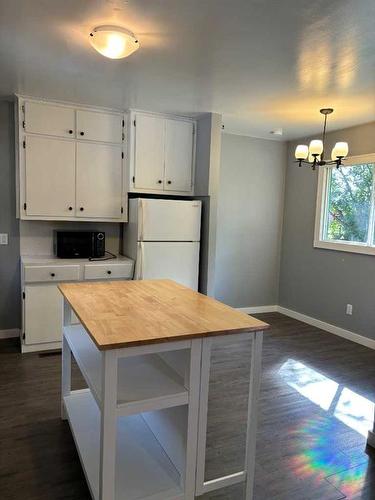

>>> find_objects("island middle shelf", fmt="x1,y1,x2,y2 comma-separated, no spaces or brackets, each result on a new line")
63,324,189,416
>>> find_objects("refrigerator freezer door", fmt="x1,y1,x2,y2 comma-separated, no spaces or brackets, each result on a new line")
135,241,200,290
137,198,201,242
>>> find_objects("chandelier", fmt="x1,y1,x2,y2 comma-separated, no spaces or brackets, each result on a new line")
295,108,349,170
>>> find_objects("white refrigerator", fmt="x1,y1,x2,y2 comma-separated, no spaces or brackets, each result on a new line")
123,198,202,290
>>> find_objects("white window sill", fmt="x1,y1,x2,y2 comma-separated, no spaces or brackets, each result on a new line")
314,240,375,256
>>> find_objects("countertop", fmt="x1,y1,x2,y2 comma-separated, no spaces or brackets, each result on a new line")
21,254,134,266
59,279,269,350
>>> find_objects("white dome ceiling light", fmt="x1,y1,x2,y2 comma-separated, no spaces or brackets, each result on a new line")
89,25,139,59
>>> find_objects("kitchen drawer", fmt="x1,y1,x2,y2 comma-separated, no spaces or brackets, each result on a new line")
84,263,133,280
24,265,80,283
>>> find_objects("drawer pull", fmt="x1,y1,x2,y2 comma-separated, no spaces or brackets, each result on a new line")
80,131,84,136
68,206,73,211
107,270,112,275
167,180,172,185
68,129,73,134
157,180,162,184
80,207,84,211
50,273,55,277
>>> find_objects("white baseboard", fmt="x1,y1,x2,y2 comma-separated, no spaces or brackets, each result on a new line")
237,305,278,314
278,306,375,351
236,303,375,351
0,328,20,339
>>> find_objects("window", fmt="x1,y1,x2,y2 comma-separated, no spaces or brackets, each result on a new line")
314,154,375,255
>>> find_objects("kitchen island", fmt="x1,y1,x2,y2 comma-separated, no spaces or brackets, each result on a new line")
59,279,268,500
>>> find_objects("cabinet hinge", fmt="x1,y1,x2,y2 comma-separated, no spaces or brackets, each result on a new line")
122,119,125,127
22,291,25,299
22,120,25,129
22,332,25,340
21,105,25,113
133,119,136,127
121,206,124,214
23,202,27,210
121,152,124,159
132,176,135,183
22,140,26,149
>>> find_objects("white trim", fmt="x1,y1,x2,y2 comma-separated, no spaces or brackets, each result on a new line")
236,305,278,314
277,306,375,351
314,153,375,256
0,328,20,339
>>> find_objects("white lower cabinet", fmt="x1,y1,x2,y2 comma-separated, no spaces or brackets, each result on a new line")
24,284,63,344
21,257,134,352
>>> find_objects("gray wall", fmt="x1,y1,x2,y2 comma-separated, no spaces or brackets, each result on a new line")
214,133,286,308
0,101,21,330
280,121,375,340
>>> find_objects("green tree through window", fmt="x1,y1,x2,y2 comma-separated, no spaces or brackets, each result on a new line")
324,164,374,243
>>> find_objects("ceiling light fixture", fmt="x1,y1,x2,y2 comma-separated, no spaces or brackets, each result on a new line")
294,108,349,170
89,25,139,59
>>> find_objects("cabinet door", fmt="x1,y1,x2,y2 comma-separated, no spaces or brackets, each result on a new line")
24,101,75,138
164,119,193,193
76,110,123,143
76,142,123,219
24,284,63,344
25,135,76,217
133,113,165,190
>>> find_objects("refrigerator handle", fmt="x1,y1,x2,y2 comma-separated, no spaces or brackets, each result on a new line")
139,241,144,280
139,198,145,241
134,241,144,280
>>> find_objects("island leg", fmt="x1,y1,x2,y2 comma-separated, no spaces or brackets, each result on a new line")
195,330,263,500
368,408,375,448
61,298,72,420
99,350,118,500
245,330,263,499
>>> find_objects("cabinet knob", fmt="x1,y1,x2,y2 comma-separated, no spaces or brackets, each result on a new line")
80,131,84,136
157,180,162,184
50,273,55,277
68,206,73,211
107,270,112,275
167,180,172,185
68,130,73,134
80,207,84,211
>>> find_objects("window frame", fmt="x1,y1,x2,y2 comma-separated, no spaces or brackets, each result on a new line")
314,153,375,256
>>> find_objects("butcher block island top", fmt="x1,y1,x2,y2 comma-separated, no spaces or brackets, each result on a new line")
59,279,269,350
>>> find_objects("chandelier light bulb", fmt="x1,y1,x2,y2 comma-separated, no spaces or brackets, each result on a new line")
309,140,324,155
331,147,339,161
333,142,349,158
295,145,309,160
89,26,139,59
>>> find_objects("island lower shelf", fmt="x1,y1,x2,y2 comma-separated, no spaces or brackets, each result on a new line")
64,389,184,500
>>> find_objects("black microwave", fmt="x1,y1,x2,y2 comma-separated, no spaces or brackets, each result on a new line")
54,231,105,259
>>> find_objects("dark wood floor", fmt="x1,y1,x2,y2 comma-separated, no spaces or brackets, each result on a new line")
1,313,375,499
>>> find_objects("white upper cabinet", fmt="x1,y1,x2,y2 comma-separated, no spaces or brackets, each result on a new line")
134,113,165,191
25,135,75,217
16,96,127,222
76,142,123,219
76,109,123,143
164,119,194,193
129,111,195,195
24,101,75,138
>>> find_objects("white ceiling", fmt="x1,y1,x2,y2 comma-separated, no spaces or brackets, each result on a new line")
0,0,374,140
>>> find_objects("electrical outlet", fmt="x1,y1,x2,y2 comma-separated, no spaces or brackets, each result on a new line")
0,233,8,245
346,304,353,315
